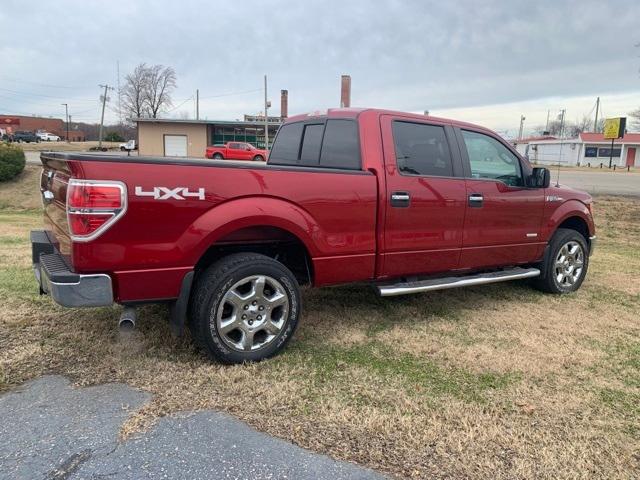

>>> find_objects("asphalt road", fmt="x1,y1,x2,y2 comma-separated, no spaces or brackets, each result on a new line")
0,376,384,480
553,169,639,196
25,151,638,196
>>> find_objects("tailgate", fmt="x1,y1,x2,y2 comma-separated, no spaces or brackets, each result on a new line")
39,156,72,257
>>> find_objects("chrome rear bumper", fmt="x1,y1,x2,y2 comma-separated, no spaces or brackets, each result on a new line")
31,230,113,307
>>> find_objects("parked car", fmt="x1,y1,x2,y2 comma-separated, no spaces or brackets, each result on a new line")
31,108,595,364
36,132,61,142
120,140,136,151
205,142,267,161
13,131,39,143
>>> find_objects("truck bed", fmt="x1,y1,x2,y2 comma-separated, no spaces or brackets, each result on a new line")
39,151,379,302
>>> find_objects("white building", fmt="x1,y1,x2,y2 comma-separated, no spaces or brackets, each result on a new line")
515,133,640,167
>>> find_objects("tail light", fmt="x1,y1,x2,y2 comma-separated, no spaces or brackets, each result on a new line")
67,179,127,241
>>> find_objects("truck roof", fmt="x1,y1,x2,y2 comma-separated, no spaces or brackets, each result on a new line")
286,108,490,133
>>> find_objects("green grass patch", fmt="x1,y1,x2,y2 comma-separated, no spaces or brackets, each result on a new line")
283,340,519,404
0,236,28,246
0,207,42,217
586,284,640,310
0,266,43,302
598,387,640,417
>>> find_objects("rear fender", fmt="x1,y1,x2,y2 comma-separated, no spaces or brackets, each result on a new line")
179,196,320,266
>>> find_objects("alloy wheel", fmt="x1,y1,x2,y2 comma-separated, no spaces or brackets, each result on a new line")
212,275,289,352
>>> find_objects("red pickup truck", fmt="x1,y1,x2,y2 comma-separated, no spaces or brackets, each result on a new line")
205,142,267,161
32,108,595,364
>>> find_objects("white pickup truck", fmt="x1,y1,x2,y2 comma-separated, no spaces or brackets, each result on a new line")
36,132,61,142
119,140,137,151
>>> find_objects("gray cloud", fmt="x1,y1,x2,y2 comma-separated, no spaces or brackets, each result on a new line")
1,0,638,124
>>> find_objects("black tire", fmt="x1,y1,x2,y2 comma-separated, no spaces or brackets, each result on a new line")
120,147,126,151
532,228,589,294
213,153,223,160
189,253,301,364
253,155,264,162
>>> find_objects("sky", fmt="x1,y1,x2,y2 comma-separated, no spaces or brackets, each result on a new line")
1,0,639,137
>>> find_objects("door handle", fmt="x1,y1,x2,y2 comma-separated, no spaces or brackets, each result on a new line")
390,191,410,208
468,193,483,207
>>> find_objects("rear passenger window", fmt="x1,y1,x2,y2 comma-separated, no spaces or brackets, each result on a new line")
300,124,324,165
392,121,453,177
269,122,304,165
319,120,361,170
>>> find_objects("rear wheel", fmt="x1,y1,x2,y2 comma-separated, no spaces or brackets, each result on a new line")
189,253,301,364
213,153,223,160
533,228,589,294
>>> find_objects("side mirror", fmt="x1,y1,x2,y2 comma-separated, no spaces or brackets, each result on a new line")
531,167,550,188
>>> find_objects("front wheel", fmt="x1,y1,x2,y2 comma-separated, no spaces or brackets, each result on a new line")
253,155,264,162
189,253,301,364
532,228,589,294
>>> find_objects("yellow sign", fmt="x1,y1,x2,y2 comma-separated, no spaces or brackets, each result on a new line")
603,117,625,139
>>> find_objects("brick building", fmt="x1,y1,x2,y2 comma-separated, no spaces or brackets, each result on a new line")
0,114,85,141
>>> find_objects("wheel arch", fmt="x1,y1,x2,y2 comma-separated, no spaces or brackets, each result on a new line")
185,197,319,285
545,200,594,245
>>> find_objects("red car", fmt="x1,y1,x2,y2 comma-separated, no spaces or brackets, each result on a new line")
205,142,267,161
32,108,595,364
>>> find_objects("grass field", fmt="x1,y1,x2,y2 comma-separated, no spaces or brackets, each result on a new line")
15,141,122,152
0,166,638,479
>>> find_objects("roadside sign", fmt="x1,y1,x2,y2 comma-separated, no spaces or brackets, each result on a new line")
602,117,626,168
603,117,626,139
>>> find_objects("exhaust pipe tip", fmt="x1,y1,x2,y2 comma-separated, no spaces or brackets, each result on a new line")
119,307,137,332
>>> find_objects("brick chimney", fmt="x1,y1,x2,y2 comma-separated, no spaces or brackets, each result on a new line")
280,89,288,119
340,75,351,108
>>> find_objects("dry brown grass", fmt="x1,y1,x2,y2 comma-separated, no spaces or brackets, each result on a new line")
16,141,121,152
0,173,638,479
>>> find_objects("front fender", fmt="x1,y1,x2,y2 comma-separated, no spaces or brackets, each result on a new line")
177,196,321,265
544,199,595,241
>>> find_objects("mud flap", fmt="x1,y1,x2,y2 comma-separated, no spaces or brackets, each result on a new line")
169,271,194,337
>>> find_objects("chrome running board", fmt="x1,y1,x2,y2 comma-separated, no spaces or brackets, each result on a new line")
376,267,540,297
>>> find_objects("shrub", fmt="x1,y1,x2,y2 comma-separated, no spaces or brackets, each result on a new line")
0,143,26,181
104,132,125,142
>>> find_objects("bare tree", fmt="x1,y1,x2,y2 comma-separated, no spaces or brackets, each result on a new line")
145,65,177,118
120,63,149,121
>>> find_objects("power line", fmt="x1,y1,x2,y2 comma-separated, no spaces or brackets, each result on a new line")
165,95,194,113
0,93,99,109
0,76,82,89
0,86,96,102
199,88,262,100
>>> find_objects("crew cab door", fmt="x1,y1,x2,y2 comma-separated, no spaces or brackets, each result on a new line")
380,115,467,278
228,143,247,160
455,128,545,270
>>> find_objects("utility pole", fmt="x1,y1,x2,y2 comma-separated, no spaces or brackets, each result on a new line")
98,84,114,150
117,60,124,139
545,110,550,132
264,74,270,151
196,89,199,120
518,115,526,140
556,109,566,186
61,103,69,143
593,97,600,132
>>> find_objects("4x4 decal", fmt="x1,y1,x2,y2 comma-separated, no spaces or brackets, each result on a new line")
135,186,205,200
